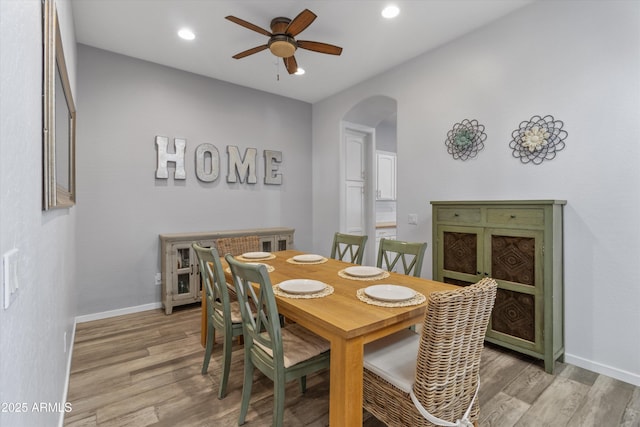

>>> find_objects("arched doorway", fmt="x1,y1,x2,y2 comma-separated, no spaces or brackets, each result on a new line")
341,95,397,264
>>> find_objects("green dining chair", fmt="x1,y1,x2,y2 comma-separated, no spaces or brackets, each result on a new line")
226,255,331,426
376,238,428,277
330,232,368,265
192,244,244,399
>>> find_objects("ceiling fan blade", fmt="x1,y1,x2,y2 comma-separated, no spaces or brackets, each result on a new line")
225,16,272,37
284,56,298,74
285,9,316,36
232,45,268,59
297,40,343,56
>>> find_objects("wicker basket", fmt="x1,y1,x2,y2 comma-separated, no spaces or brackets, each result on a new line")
363,277,498,426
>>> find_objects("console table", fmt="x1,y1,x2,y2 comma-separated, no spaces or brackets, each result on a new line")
159,227,294,314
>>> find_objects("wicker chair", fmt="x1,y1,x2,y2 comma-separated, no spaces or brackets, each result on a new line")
363,277,498,426
215,235,260,256
226,255,331,426
192,244,244,399
330,232,368,264
376,238,428,277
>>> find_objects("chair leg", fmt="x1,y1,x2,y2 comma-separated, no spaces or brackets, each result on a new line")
238,356,254,425
298,375,307,393
273,376,285,427
217,330,233,399
201,323,215,374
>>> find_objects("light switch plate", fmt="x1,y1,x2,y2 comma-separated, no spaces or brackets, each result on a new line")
3,248,19,309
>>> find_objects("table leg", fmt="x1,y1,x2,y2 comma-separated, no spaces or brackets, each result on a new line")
329,336,364,426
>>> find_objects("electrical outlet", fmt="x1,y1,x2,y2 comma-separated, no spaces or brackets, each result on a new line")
408,214,418,225
155,273,162,285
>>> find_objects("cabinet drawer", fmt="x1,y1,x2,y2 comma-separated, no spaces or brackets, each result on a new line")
436,208,481,224
487,208,544,226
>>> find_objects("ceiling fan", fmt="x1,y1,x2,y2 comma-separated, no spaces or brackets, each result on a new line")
225,9,343,74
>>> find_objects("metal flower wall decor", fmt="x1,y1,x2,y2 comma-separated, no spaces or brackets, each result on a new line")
445,119,487,161
509,115,567,165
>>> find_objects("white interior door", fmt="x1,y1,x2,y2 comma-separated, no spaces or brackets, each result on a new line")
345,181,365,234
344,129,366,235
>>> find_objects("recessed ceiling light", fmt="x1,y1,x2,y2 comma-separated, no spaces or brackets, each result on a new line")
178,28,195,40
381,5,400,19
295,68,305,76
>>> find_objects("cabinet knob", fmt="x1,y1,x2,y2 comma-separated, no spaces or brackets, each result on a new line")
454,213,459,217
510,215,516,218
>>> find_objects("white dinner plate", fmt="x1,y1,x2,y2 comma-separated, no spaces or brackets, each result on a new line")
364,285,416,302
242,251,271,259
278,279,327,294
344,266,384,277
292,254,324,263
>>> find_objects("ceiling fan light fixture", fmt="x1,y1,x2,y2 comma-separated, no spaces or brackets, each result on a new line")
227,9,342,74
381,5,400,19
294,67,305,75
268,36,297,58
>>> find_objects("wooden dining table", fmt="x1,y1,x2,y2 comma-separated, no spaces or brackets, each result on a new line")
205,249,458,426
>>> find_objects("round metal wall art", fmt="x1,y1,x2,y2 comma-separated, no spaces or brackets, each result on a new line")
445,119,487,161
509,115,567,165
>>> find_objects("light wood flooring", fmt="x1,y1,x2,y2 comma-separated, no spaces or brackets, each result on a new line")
64,305,640,427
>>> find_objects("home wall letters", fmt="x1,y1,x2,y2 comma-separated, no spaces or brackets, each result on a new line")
155,136,283,185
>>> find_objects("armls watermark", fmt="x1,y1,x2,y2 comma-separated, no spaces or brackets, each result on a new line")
2,402,72,413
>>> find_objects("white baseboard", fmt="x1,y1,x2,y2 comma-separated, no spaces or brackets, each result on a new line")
75,302,162,323
58,320,76,427
564,352,640,386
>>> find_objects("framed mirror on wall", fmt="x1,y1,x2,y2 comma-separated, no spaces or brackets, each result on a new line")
43,0,76,210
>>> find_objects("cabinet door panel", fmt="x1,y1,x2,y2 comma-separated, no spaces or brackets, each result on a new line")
176,272,191,295
485,228,544,353
491,288,535,342
276,235,291,251
437,225,483,284
376,152,396,200
443,231,478,274
491,234,536,286
260,236,275,252
172,243,196,301
486,228,543,288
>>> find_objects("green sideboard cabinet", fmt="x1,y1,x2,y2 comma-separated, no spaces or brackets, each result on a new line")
431,200,565,373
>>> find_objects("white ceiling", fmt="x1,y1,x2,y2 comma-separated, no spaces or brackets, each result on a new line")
71,0,533,104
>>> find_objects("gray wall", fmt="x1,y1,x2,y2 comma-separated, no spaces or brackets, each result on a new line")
312,1,640,385
0,0,78,426
75,45,313,315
